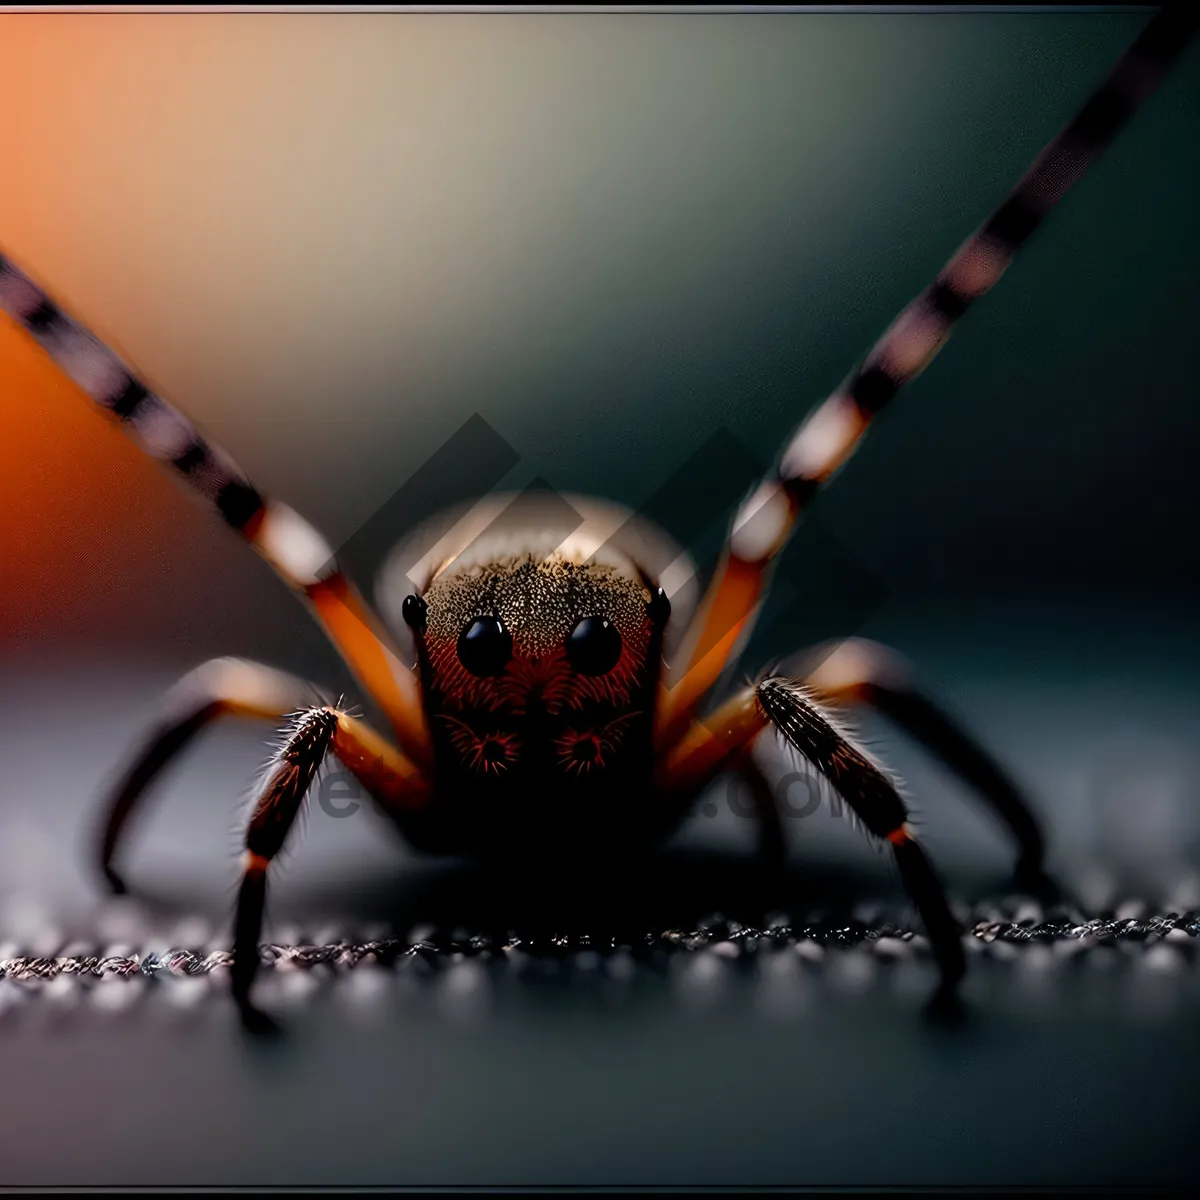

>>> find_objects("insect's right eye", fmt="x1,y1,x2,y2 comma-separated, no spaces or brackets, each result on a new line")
457,615,513,677
647,586,671,626
566,615,623,676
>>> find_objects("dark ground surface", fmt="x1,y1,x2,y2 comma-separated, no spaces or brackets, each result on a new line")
1,606,1198,1189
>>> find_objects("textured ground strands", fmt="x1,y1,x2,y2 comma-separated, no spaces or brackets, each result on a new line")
1,902,1195,988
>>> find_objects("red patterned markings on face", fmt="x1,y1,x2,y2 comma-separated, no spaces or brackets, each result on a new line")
553,712,643,776
417,554,656,775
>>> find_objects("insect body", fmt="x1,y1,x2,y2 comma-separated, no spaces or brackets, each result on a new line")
1,10,1193,1032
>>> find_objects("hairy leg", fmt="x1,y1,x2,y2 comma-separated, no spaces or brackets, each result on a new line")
657,679,966,997
233,704,428,1032
97,657,325,894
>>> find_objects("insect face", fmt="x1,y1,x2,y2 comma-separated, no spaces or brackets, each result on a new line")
408,548,666,790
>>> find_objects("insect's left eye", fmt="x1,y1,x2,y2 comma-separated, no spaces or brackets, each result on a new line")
566,615,622,676
457,614,513,677
402,593,427,633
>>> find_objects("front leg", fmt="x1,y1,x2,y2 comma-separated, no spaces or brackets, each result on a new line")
657,679,965,1000
97,657,326,894
234,705,429,1033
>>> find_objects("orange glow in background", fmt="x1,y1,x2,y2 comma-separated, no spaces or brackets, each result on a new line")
0,316,180,644
0,10,900,658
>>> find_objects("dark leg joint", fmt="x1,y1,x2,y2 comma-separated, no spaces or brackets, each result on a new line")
102,865,129,896
890,826,966,995
865,682,1047,881
232,857,280,1037
95,704,220,896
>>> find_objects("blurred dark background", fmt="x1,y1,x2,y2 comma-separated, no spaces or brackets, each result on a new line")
0,7,1197,1189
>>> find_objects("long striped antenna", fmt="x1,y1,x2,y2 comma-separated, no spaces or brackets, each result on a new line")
659,6,1198,740
0,263,431,762
770,5,1199,512
0,261,268,533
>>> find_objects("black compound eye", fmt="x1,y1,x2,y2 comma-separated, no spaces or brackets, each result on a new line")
402,593,427,634
566,615,623,676
457,615,513,677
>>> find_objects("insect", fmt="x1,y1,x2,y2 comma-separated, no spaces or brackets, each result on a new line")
1,10,1193,1032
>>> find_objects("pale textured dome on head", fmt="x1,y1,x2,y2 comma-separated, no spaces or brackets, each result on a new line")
377,491,700,664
